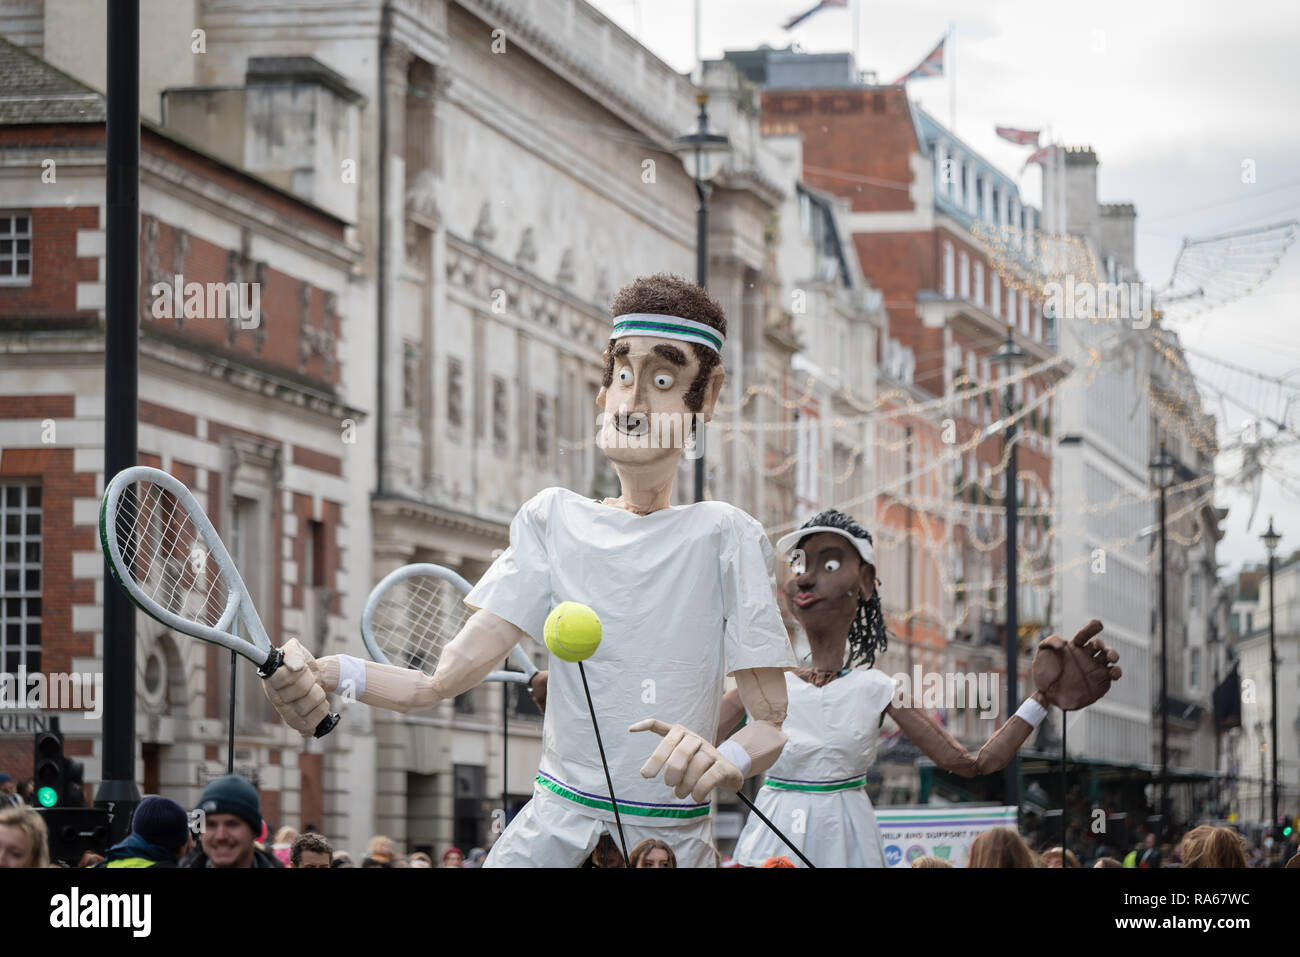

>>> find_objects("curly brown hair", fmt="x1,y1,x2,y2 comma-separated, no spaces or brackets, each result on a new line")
605,273,727,413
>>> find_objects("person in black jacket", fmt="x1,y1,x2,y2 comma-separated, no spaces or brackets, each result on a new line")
181,774,282,868
96,795,191,868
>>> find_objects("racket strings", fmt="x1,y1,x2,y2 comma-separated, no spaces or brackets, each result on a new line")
115,481,229,627
370,577,468,674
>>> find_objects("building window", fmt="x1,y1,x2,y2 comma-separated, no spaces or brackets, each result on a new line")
958,251,970,299
943,242,955,298
447,357,463,430
492,377,508,448
974,262,985,307
991,274,1001,317
1189,647,1200,692
1,483,41,673
402,341,419,410
0,212,32,284
535,393,551,460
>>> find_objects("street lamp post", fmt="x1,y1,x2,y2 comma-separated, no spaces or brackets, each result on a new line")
1261,516,1281,841
1149,440,1176,839
673,92,730,503
993,329,1028,809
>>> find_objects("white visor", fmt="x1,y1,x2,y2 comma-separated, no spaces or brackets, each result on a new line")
776,525,875,566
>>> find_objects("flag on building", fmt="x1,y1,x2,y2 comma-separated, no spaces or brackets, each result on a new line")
1213,663,1242,732
996,126,1040,147
1022,143,1060,172
893,35,945,85
782,0,848,30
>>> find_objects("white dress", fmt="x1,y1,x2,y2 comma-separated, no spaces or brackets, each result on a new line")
733,668,896,868
468,487,796,866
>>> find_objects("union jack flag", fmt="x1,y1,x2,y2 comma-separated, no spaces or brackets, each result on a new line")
995,126,1041,147
893,35,945,85
1022,144,1061,172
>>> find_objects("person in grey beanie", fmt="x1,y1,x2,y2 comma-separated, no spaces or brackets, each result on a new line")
182,774,282,868
96,795,192,868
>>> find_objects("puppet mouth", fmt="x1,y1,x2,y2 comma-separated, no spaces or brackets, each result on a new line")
614,412,649,436
792,591,823,608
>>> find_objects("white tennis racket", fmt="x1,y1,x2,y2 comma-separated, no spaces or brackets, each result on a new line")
361,563,539,685
99,465,340,737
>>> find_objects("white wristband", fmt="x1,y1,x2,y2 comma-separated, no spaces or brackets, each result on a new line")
337,654,367,700
716,739,752,778
1015,697,1048,728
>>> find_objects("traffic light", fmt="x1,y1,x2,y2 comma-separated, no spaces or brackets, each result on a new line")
32,718,83,808
34,726,66,808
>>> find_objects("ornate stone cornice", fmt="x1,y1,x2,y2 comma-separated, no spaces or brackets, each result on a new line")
456,0,688,146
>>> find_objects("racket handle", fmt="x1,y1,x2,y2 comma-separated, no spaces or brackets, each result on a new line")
258,647,285,678
314,712,341,738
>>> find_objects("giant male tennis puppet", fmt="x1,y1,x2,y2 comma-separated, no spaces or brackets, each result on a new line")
264,274,795,867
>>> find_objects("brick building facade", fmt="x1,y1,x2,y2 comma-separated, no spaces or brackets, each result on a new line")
0,37,363,834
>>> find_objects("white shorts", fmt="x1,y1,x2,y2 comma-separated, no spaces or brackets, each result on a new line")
484,786,717,868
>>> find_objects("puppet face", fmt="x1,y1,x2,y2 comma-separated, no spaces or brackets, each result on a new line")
596,335,723,473
784,532,876,638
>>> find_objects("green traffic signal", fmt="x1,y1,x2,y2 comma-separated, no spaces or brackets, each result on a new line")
37,786,57,808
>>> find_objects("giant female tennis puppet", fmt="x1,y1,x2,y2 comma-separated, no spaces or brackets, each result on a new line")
722,509,1122,868
263,274,796,867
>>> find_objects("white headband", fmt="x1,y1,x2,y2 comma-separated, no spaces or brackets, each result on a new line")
609,313,724,354
776,525,875,566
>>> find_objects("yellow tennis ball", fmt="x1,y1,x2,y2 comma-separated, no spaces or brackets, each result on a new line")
544,602,602,662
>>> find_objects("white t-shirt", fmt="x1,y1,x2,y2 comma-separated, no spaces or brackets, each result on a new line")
465,487,796,826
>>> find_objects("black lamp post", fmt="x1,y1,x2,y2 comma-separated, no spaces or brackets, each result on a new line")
1261,516,1281,841
673,92,729,503
993,329,1028,808
1149,439,1176,838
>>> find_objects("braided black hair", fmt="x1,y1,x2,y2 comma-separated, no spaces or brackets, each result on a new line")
794,509,889,669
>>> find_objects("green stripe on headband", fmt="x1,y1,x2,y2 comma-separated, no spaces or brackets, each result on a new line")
610,313,724,353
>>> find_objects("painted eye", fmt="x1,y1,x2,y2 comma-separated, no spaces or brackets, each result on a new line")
617,368,633,385
789,549,806,576
654,373,674,389
824,559,841,572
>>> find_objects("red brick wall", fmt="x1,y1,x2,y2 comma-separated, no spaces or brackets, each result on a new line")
141,222,340,388
762,86,918,213
0,206,99,319
298,752,323,832
0,446,97,677
0,444,98,782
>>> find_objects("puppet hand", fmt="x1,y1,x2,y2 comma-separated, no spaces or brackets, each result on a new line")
629,719,743,802
1031,620,1123,712
263,639,331,737
528,670,549,714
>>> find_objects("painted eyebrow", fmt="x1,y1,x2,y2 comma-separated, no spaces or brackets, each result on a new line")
612,342,631,358
651,343,688,366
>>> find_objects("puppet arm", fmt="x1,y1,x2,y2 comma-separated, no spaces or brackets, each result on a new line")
631,667,788,803
714,687,745,745
886,691,1048,778
264,610,529,732
888,620,1121,777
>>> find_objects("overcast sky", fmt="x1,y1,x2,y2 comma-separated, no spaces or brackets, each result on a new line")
590,0,1300,577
